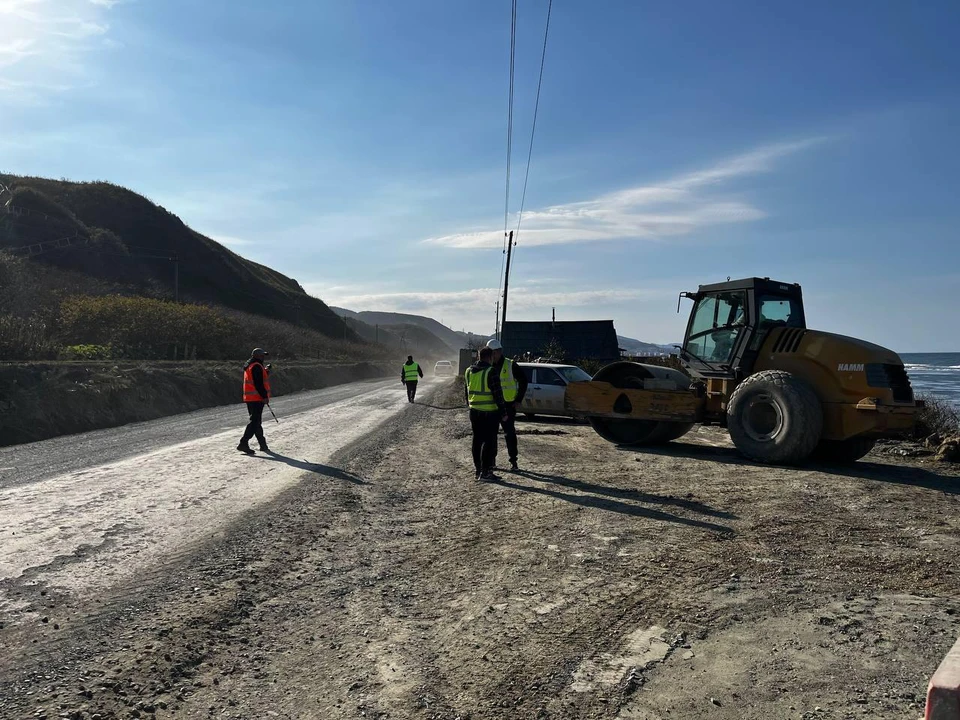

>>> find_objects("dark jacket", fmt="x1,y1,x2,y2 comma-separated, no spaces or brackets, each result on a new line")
244,359,269,401
464,360,505,412
492,356,528,404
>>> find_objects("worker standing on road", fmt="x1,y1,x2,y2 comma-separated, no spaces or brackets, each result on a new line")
486,339,528,471
465,346,507,481
238,348,271,454
401,355,423,403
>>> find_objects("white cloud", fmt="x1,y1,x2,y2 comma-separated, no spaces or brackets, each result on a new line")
0,0,119,97
424,138,826,249
307,285,668,315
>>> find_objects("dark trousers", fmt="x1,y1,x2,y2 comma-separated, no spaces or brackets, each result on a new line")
470,409,500,475
405,381,418,402
241,402,266,447
500,403,518,463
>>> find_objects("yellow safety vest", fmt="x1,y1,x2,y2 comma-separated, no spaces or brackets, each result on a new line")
500,358,518,403
465,366,497,412
403,362,420,382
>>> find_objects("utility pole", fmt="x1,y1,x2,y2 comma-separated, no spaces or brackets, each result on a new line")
500,230,514,338
495,300,500,340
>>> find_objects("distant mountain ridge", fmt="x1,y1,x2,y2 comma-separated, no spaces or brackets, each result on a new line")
331,309,468,351
616,335,679,356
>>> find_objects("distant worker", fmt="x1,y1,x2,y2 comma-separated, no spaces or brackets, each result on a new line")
238,348,271,454
401,355,423,403
465,346,507,481
486,339,528,471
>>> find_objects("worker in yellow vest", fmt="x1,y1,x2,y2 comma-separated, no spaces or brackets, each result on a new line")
464,346,508,481
238,347,271,454
401,355,423,403
485,339,528,471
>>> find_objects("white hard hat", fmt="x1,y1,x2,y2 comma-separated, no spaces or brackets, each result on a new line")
486,339,502,350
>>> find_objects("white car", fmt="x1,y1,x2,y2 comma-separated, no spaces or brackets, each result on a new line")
434,360,454,377
516,362,593,418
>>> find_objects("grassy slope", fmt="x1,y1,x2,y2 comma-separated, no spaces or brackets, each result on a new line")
0,174,352,339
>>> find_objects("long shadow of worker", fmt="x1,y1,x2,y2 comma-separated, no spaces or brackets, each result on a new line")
414,402,466,410
514,469,736,520
495,473,734,534
624,442,958,493
622,442,745,466
252,451,370,485
809,460,959,494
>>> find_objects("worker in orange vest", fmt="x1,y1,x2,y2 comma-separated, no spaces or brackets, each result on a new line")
238,348,272,454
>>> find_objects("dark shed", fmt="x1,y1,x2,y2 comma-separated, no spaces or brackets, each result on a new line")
500,320,620,362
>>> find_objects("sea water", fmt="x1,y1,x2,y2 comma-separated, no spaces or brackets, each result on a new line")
901,353,960,407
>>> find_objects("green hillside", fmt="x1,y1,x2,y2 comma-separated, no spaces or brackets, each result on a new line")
0,174,353,340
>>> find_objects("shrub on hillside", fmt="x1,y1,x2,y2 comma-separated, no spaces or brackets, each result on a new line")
0,315,57,359
58,344,114,360
56,295,393,362
0,252,119,322
60,295,233,360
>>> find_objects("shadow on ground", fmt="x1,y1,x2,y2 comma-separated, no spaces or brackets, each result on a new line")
622,442,958,493
496,469,736,534
414,401,467,410
251,452,370,485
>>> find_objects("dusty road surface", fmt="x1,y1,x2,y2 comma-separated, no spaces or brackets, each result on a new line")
1,378,959,720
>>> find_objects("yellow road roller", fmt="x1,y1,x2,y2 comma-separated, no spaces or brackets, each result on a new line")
564,277,919,464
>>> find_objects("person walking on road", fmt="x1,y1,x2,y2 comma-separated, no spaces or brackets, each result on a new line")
465,346,507,481
485,339,528,471
401,355,423,403
238,348,272,454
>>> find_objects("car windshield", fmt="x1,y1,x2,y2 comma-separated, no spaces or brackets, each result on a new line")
556,366,593,383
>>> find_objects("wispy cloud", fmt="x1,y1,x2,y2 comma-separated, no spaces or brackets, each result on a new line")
424,138,826,249
0,0,119,97
307,284,669,315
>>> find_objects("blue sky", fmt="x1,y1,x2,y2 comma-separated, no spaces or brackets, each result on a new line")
2,0,959,351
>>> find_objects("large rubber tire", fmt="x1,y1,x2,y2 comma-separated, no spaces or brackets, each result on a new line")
727,370,823,465
811,437,876,464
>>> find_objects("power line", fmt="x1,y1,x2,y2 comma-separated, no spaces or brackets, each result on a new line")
513,0,553,253
503,0,517,241
497,0,518,336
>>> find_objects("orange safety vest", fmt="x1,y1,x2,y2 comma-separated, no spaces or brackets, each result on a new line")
242,361,271,403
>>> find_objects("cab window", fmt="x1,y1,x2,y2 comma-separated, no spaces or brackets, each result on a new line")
758,295,804,328
535,368,565,386
685,291,746,365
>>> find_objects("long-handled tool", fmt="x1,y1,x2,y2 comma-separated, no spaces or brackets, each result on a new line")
267,403,279,424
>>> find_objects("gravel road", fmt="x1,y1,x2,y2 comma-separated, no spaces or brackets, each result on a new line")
1,378,958,720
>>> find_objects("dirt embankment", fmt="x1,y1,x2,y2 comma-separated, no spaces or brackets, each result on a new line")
0,360,392,446
4,381,960,719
